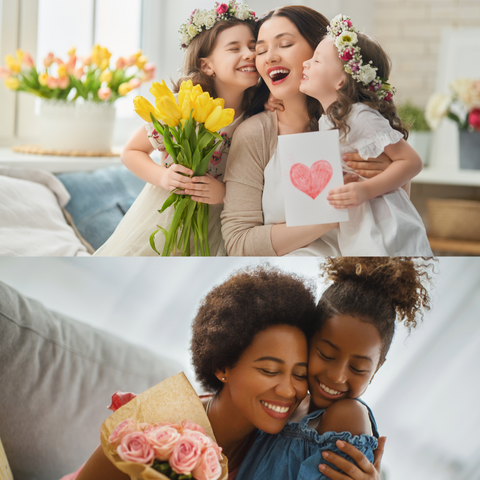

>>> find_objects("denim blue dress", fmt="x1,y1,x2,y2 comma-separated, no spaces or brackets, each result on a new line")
236,399,379,480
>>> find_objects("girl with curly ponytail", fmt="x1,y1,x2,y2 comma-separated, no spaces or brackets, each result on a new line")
236,256,434,480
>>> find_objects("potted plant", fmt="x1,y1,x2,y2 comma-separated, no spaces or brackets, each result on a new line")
425,77,480,170
398,101,431,166
1,47,155,153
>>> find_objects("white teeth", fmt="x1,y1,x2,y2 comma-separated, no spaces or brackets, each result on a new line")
319,383,343,396
239,67,256,72
268,69,290,78
261,401,290,413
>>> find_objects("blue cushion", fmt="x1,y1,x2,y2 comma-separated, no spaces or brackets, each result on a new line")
57,166,145,250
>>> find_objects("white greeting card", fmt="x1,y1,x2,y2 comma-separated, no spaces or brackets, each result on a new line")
277,129,349,227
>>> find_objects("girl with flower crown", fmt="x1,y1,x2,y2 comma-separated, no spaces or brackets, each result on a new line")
299,15,432,255
94,1,258,256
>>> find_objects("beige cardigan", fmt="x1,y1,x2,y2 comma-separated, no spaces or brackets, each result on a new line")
221,110,280,256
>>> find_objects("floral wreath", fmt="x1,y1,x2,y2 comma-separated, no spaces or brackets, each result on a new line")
327,14,395,102
179,1,257,50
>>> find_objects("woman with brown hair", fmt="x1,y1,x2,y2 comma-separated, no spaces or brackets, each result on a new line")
221,6,397,257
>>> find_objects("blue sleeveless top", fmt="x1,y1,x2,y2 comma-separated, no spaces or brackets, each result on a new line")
236,399,379,480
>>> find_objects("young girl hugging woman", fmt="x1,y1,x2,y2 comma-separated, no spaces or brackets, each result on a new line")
300,15,432,255
94,1,258,256
236,256,433,480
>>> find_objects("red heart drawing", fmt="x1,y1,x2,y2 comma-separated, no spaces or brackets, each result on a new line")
290,160,333,200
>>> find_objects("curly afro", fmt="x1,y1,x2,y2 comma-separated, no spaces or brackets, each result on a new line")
317,257,434,363
191,264,317,393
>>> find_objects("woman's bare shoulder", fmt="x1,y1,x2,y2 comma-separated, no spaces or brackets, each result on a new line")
317,399,371,436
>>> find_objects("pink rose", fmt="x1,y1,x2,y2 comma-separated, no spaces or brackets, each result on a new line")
146,425,181,460
192,446,223,480
340,49,353,61
181,419,206,435
468,108,480,132
170,435,203,475
216,3,228,14
109,418,138,447
117,431,155,465
108,391,137,412
384,91,393,102
183,431,223,459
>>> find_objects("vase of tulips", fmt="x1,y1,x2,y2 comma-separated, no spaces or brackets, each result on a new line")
1,46,155,152
133,80,234,256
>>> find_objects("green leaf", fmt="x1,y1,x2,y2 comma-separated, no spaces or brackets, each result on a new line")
163,127,177,162
197,131,214,152
158,192,177,213
194,142,218,176
149,228,162,255
182,137,192,168
150,114,165,136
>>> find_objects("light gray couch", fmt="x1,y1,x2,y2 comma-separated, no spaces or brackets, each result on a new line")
0,281,181,480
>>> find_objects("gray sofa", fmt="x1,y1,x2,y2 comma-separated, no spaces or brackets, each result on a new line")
0,281,181,480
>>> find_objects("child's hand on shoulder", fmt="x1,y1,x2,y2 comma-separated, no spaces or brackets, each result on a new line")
159,164,193,191
184,173,226,205
264,94,284,112
327,182,370,209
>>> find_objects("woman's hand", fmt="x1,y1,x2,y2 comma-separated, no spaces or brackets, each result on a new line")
319,437,386,480
183,174,226,205
264,94,284,112
159,164,193,191
343,153,392,178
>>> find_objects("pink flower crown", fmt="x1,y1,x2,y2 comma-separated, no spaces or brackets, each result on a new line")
179,1,257,50
327,14,395,102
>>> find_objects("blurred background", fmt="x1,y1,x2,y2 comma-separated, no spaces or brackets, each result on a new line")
0,0,479,255
0,256,479,480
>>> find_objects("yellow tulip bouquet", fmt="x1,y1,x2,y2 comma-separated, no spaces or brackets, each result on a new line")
0,45,155,102
134,80,234,256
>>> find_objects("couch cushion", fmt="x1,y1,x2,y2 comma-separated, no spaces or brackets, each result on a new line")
57,166,145,250
0,281,180,480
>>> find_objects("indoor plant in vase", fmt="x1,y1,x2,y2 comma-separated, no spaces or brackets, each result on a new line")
426,77,480,169
1,47,155,153
398,101,431,166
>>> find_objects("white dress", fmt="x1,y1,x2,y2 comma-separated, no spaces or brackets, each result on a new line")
94,115,244,256
262,103,432,256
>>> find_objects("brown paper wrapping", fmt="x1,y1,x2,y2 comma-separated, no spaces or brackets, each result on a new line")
100,372,228,480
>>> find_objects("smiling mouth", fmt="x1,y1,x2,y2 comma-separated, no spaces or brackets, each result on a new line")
319,382,344,396
260,401,291,414
238,66,257,73
268,68,290,82
302,73,308,80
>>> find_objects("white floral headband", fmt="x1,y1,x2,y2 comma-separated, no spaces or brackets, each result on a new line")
327,14,395,102
179,1,257,50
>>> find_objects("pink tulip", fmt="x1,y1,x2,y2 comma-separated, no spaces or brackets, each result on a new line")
66,55,77,74
23,53,34,68
58,76,70,89
54,57,64,65
125,55,137,67
44,52,54,68
98,87,112,101
116,57,126,69
74,67,84,79
81,55,92,66
47,76,58,89
128,78,141,89
0,66,11,79
143,63,156,81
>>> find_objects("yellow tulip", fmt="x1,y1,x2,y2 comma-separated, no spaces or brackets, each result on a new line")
101,47,112,61
136,55,148,70
205,107,235,132
193,92,215,123
16,49,24,63
4,77,20,90
212,98,225,109
190,84,203,104
100,58,109,71
38,72,49,86
179,79,193,92
100,69,112,84
180,92,195,120
118,82,132,96
149,80,175,103
155,96,181,127
5,55,21,73
133,96,158,122
132,50,142,60
57,64,68,78
67,47,76,56
91,44,102,65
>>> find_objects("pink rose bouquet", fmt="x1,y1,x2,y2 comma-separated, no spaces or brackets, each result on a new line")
108,417,223,480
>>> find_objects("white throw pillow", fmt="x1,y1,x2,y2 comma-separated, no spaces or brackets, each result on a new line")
0,167,89,256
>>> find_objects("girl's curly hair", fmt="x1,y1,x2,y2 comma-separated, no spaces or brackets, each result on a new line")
325,33,409,141
317,257,434,363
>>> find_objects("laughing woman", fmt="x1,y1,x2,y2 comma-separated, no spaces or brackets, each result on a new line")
221,6,392,256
